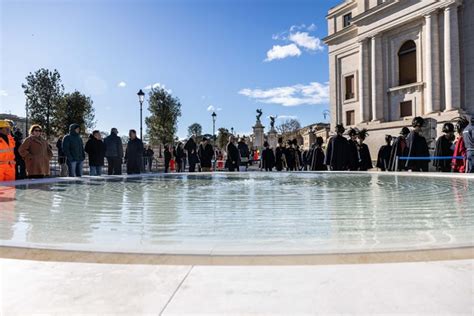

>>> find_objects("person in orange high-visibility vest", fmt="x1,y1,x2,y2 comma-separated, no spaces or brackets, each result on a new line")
0,120,16,181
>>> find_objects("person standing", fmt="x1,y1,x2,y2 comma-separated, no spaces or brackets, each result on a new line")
143,145,154,172
388,127,410,171
175,142,185,172
18,125,53,178
376,135,393,171
237,138,250,170
275,137,286,172
356,129,372,171
285,140,297,171
452,117,469,173
261,141,275,171
125,129,144,174
433,123,455,172
405,117,430,172
85,130,105,176
226,136,239,172
347,128,360,171
13,129,26,179
0,120,16,181
56,135,68,177
104,128,123,175
310,137,326,171
463,117,474,173
198,137,215,172
163,145,172,173
62,124,85,177
324,124,349,171
184,137,198,172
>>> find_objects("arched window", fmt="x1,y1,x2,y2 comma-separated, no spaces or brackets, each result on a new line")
398,40,417,85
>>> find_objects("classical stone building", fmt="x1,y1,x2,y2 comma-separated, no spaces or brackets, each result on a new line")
324,0,474,156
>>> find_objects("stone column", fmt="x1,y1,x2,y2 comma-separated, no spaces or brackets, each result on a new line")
252,121,265,151
358,39,370,123
444,4,461,111
425,12,441,114
371,35,383,121
267,129,278,150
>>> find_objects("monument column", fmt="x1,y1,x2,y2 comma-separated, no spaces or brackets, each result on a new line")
371,34,383,121
425,12,441,114
358,38,370,123
444,4,461,111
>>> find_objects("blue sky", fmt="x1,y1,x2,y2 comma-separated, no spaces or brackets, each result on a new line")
0,0,341,139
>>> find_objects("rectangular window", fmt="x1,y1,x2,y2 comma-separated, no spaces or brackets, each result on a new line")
343,13,352,28
400,101,413,117
344,75,355,100
346,110,355,126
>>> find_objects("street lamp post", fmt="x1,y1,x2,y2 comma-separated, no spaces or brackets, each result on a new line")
212,112,216,145
137,89,145,140
231,127,234,135
25,100,29,137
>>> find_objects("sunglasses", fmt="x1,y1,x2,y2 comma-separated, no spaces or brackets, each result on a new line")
33,129,42,132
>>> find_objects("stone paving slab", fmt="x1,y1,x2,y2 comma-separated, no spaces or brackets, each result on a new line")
0,259,472,315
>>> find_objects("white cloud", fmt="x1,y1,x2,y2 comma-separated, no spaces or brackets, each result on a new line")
265,44,301,62
117,81,127,88
207,105,222,112
144,82,163,90
276,115,298,120
289,32,324,51
239,82,329,107
0,90,7,97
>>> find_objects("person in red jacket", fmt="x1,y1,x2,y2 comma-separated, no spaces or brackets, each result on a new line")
452,117,469,173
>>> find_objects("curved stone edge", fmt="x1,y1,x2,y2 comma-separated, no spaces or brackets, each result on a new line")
1,246,472,266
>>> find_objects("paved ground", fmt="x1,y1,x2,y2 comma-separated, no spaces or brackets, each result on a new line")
1,259,472,315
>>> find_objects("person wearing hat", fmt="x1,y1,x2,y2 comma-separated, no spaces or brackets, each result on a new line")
18,125,53,178
104,127,123,175
275,137,286,171
433,122,455,172
405,117,430,172
324,124,349,171
356,129,372,171
463,116,474,173
347,127,360,171
376,135,393,171
198,137,214,172
388,127,410,171
285,139,297,171
62,124,86,177
0,120,16,181
452,117,469,173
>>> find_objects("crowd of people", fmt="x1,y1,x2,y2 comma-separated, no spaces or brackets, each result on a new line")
0,115,473,182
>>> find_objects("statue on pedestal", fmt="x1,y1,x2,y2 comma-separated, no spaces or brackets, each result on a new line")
256,109,263,122
269,116,276,129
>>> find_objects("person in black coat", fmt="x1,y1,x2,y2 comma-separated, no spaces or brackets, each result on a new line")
347,128,360,171
198,137,215,172
261,141,275,171
125,129,144,174
104,128,124,175
275,137,286,171
285,140,297,171
388,127,410,171
324,124,349,171
405,117,430,172
175,142,185,172
13,129,26,179
356,129,373,171
237,138,250,169
310,137,326,171
164,145,172,173
376,135,393,171
184,137,198,172
226,136,239,171
85,130,105,176
433,122,455,172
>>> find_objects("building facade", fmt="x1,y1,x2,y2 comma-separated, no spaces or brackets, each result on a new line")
324,0,474,156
